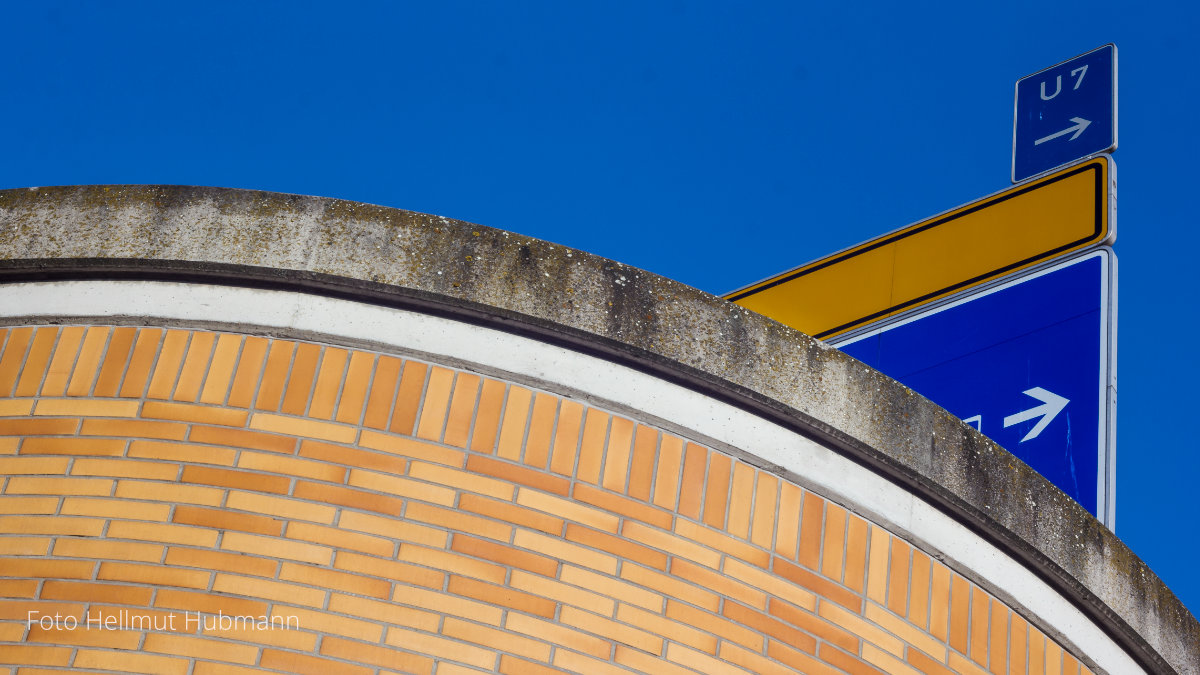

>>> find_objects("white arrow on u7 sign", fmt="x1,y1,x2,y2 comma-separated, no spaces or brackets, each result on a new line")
1002,387,1070,442
1034,117,1091,146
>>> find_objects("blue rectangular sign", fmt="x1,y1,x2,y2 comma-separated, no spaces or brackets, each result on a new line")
832,250,1116,525
1013,45,1116,183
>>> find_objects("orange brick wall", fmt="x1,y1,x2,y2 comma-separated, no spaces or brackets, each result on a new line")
0,324,1096,675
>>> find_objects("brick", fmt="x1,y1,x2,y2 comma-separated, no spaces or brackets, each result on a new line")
128,440,236,466
145,329,190,400
406,501,512,541
820,643,888,675
701,452,731,529
416,365,456,441
359,429,465,466
198,333,242,405
143,400,248,426
574,407,608,484
280,561,391,598
222,531,331,565
775,557,861,611
328,592,438,631
71,457,179,480
182,465,290,494
844,515,870,593
385,626,497,669
192,425,296,454
108,520,219,547
863,644,924,675
62,496,171,521
335,350,374,425
496,385,532,460
908,649,957,675
614,646,694,675
389,580,505,625
285,605,383,642
297,446,399,483
363,355,402,429
280,342,321,415
652,434,684,510
459,495,561,537
152,586,270,619
5,476,112,497
115,479,224,506
334,551,444,590
821,502,848,581
95,328,137,396
81,418,187,441
0,496,57,515
250,412,357,443
398,544,503,583
677,443,708,519
0,515,104,536
163,547,277,578
236,450,346,483
337,509,442,548
618,602,717,653
769,597,859,653
561,605,663,654
469,378,506,453
666,599,761,649
0,398,33,416
626,424,658,502
347,468,455,506
909,550,933,629
866,525,891,604
577,484,674,530
449,574,555,618
951,652,995,675
971,586,990,666
173,504,283,535
0,456,71,474
19,437,125,458
864,604,944,658
724,600,817,652
675,518,770,568
322,635,435,674
413,461,515,500
173,331,216,402
67,327,109,396
0,436,15,453
623,521,720,568
212,573,326,607
723,558,815,610
1010,614,1029,675
547,398,583,476
260,649,371,675
469,454,570,497
293,481,404,515
98,562,210,589
308,347,348,420
34,398,139,418
227,336,268,408
499,654,571,675
523,392,558,469
0,578,39,597
200,622,316,652
509,568,613,615
560,565,663,611
0,327,34,396
40,580,153,605
15,326,57,397
53,538,163,563
443,616,552,661
600,416,633,492
553,650,632,675
672,558,765,609
392,360,431,437
119,328,163,398
0,418,78,436
888,537,912,616
666,642,754,675
0,645,71,668
819,599,904,655
724,461,754,539
515,529,617,574
287,520,394,557
775,481,802,559
26,623,141,649
517,486,617,533
41,325,84,397
620,563,721,612
254,339,295,411
452,534,558,576
727,642,824,675
0,598,85,621
564,522,667,570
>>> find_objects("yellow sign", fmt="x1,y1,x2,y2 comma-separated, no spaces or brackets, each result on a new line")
726,156,1114,340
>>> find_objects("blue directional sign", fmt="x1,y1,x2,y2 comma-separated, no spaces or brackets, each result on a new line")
1013,44,1116,183
832,250,1116,524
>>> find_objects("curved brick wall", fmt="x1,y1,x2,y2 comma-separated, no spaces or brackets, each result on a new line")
3,324,1097,675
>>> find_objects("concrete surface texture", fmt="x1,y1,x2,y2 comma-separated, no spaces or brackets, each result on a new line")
0,184,1196,674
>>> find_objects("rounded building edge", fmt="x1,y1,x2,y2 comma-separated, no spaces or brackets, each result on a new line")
0,183,1195,674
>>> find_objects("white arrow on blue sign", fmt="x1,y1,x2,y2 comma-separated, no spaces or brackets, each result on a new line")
1013,44,1117,183
832,249,1117,526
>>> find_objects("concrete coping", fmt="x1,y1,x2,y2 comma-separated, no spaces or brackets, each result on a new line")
0,184,1195,674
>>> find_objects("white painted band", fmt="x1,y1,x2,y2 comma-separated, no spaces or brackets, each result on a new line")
0,280,1141,674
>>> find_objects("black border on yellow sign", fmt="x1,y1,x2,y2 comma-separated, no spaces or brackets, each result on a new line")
726,158,1108,339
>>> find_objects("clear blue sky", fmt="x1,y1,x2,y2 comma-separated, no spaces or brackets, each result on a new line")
5,2,1198,620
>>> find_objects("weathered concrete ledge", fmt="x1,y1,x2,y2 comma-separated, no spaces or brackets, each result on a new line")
1,184,1196,674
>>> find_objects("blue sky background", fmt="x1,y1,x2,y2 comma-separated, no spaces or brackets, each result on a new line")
4,2,1198,620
